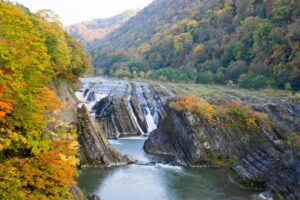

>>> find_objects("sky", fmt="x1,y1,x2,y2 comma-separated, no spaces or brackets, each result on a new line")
14,0,153,25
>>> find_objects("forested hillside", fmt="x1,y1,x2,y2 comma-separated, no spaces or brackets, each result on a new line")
0,1,91,199
91,0,300,90
66,9,138,48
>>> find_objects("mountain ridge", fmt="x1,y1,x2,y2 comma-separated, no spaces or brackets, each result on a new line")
68,0,300,91
65,9,138,48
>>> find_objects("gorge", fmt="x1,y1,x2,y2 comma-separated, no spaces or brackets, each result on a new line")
75,77,300,200
1,0,299,199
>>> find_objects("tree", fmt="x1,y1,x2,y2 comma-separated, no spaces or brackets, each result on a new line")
238,73,269,89
174,32,193,52
138,43,152,56
226,60,248,83
0,2,89,199
196,71,214,84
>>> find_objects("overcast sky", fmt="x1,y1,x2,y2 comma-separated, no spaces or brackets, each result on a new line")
14,0,153,25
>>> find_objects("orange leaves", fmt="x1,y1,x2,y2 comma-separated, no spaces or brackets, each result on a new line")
0,101,13,118
35,86,63,113
176,95,202,112
0,85,14,118
176,96,215,123
0,2,89,199
0,140,78,199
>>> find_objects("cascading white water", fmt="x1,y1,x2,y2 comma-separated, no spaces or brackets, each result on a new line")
76,78,110,114
77,78,256,200
144,106,157,133
127,95,146,135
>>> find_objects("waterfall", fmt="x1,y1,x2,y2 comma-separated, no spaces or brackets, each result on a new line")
76,78,160,136
144,106,157,133
127,95,146,135
76,78,108,113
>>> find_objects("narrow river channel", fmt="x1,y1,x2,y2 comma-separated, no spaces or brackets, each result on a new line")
76,78,257,200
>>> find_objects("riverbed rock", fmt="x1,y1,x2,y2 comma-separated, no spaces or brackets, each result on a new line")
94,95,141,138
77,105,134,167
87,194,102,200
145,106,267,167
130,83,147,132
144,86,300,199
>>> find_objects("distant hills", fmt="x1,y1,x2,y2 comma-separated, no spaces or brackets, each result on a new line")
65,9,138,48
72,0,300,91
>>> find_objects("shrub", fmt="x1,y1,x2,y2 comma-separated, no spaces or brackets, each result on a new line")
196,71,214,84
226,60,248,83
175,96,215,123
225,100,259,131
238,73,269,89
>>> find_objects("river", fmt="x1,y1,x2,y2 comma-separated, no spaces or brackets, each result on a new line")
76,77,257,200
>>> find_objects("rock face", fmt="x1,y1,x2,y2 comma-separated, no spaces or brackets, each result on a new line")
144,86,300,200
94,95,141,138
50,78,78,124
87,80,159,138
75,77,300,199
267,160,300,200
231,146,300,200
145,107,267,167
77,105,134,167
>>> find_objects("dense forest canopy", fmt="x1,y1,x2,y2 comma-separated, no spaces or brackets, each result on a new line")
0,1,91,199
90,0,300,90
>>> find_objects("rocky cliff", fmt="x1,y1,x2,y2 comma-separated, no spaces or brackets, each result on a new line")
144,84,300,200
73,77,300,199
80,79,159,138
93,94,141,138
77,105,134,167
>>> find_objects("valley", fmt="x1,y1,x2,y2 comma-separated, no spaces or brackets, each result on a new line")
75,77,300,200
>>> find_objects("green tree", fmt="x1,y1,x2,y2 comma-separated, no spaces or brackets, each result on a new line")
174,32,193,52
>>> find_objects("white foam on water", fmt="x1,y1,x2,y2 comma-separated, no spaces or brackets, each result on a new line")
127,97,146,135
108,139,121,145
75,91,86,102
144,106,157,133
156,163,182,171
118,136,147,140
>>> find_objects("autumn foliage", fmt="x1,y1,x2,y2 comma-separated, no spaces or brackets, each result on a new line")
0,2,90,199
174,96,259,131
226,100,259,131
175,96,215,122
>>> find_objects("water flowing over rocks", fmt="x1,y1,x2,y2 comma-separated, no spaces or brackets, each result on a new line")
75,78,300,200
76,78,160,139
143,84,300,200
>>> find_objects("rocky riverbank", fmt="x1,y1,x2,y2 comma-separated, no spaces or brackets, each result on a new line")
143,83,300,200
74,77,300,200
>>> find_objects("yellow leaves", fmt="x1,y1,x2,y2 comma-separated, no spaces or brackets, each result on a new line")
138,43,152,55
0,151,77,199
0,2,88,199
195,101,215,122
35,86,63,113
175,96,215,123
0,128,27,150
59,153,79,166
174,32,193,52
